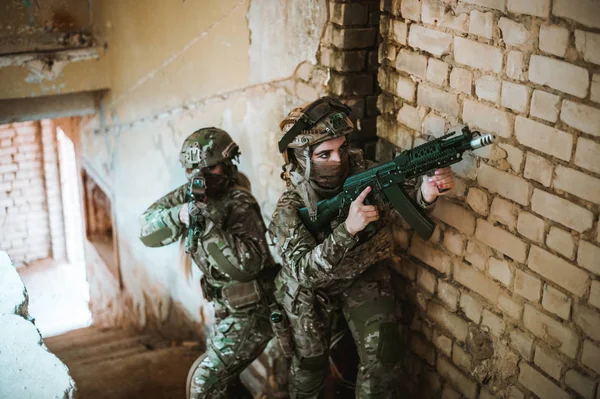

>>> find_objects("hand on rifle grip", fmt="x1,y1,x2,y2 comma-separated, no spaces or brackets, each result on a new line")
344,186,379,237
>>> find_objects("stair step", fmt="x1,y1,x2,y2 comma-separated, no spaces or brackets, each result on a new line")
44,327,139,352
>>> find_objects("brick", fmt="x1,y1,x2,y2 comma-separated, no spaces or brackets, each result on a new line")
483,310,506,337
475,76,500,103
411,335,435,365
534,346,565,381
539,25,569,58
410,235,452,274
0,163,18,174
465,240,493,270
506,50,525,81
462,0,505,11
574,305,600,341
515,116,573,161
408,25,452,57
542,285,572,320
422,2,469,33
329,2,368,25
431,199,476,235
488,258,512,287
433,330,453,356
428,301,469,341
575,137,600,175
437,356,478,399
479,164,530,207
589,280,600,309
578,241,600,275
401,0,421,21
546,227,575,260
464,99,513,139
377,117,413,149
514,269,542,302
501,81,529,113
553,0,600,29
397,104,422,131
531,189,594,233
530,90,560,123
509,329,534,359
592,74,600,104
490,198,518,230
452,343,472,370
582,340,600,374
418,268,437,294
507,0,550,17
499,17,530,46
438,281,460,311
555,166,600,205
449,67,472,95
451,152,477,180
330,73,374,96
524,304,579,358
417,84,459,117
529,55,589,98
529,245,589,298
498,294,523,319
443,229,465,256
565,370,596,399
378,68,416,101
469,10,493,39
454,261,500,304
523,152,553,187
427,58,449,86
326,26,377,49
466,188,488,216
422,112,446,137
454,37,503,73
321,48,366,72
575,30,600,65
395,49,427,79
390,19,408,44
561,100,600,138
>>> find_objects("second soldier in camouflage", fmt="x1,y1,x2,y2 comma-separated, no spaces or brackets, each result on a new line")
139,127,278,399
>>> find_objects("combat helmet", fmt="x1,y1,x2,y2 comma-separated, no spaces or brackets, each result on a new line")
278,96,354,165
179,127,240,170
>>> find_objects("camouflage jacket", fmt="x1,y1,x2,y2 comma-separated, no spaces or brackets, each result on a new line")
139,183,276,289
269,149,435,291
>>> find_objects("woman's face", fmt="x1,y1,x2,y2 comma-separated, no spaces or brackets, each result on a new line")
310,136,348,163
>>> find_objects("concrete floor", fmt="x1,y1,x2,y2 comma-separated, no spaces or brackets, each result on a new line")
18,259,92,337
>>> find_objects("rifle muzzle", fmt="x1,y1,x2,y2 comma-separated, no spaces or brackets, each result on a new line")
469,134,496,150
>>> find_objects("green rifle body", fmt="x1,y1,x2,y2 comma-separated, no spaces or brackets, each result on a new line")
298,127,495,240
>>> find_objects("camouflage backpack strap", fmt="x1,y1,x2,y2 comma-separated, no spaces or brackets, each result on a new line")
205,242,254,282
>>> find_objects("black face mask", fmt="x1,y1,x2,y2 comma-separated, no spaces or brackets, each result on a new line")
203,172,231,199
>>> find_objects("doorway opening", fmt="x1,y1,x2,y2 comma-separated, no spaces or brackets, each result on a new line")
3,119,92,337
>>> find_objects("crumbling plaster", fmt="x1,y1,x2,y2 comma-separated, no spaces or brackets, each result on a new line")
77,0,329,330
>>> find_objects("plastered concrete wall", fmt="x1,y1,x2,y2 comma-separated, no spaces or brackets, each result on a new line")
377,0,600,398
78,0,329,334
0,251,75,398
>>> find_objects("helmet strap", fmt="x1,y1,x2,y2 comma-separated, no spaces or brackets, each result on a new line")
303,147,311,183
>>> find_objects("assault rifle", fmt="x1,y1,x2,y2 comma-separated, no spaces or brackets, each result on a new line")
298,126,495,240
185,175,207,253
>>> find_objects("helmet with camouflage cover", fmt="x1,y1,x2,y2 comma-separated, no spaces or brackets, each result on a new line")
278,96,354,164
179,127,240,169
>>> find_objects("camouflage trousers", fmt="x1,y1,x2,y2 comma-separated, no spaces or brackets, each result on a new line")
277,263,400,399
186,302,273,399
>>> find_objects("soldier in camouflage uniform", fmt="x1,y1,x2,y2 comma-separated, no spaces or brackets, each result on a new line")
139,127,278,399
269,97,455,398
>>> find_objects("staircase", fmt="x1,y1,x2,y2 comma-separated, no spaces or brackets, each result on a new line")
43,327,204,399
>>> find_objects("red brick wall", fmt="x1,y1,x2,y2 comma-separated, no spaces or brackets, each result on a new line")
0,121,66,267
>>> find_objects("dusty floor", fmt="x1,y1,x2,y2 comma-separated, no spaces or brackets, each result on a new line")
18,259,92,337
